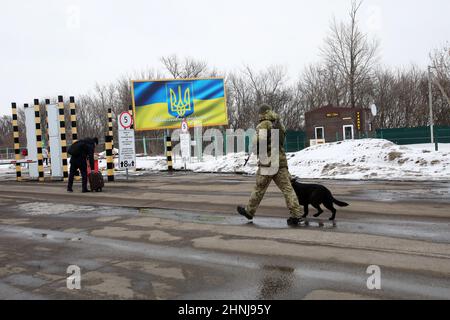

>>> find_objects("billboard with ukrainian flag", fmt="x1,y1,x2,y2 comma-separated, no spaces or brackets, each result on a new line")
131,78,228,131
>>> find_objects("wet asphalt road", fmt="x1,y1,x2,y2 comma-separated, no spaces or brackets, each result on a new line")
0,172,449,299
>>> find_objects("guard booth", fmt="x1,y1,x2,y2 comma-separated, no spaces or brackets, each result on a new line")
304,105,375,146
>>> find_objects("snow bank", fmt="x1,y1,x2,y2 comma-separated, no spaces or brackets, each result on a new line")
129,139,449,181
125,153,258,175
288,139,450,181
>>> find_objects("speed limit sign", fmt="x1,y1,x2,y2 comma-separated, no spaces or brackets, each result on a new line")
119,112,133,130
181,118,189,133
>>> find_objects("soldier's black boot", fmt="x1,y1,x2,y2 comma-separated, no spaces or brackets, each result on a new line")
237,206,253,220
287,217,301,226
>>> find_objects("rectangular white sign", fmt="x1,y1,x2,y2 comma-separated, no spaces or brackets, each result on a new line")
47,104,63,178
24,107,39,179
180,133,191,161
118,123,136,170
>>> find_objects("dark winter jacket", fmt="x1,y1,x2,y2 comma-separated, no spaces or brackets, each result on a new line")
69,138,96,168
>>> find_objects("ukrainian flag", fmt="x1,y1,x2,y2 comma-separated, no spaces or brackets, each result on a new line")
132,78,228,131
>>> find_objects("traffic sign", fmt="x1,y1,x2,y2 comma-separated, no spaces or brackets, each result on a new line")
181,118,189,133
180,133,191,162
119,111,133,130
118,130,136,169
118,112,136,170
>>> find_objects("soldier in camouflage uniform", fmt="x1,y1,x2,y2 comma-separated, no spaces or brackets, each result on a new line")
237,104,303,226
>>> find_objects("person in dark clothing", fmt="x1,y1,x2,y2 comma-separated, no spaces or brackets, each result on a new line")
67,137,98,193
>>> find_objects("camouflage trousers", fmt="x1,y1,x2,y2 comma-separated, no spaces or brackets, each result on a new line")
246,167,301,218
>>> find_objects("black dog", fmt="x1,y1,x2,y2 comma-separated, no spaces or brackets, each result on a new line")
291,179,349,221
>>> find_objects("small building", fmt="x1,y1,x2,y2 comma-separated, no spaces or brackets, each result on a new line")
305,105,374,145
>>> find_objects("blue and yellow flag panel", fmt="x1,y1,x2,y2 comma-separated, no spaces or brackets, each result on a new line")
131,78,228,131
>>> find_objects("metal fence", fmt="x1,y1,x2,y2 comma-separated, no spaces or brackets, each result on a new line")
285,130,306,152
0,147,15,160
375,126,450,145
135,137,166,156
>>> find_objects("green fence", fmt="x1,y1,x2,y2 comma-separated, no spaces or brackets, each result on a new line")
222,130,307,154
285,130,306,152
375,126,450,145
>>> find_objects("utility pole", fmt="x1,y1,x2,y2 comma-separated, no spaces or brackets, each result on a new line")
428,66,434,144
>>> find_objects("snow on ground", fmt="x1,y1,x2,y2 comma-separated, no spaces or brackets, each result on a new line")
0,164,12,176
131,153,258,175
1,139,450,181
405,143,450,152
288,139,450,181
129,139,450,181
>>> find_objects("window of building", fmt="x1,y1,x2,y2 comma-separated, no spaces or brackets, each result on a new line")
315,127,324,140
343,125,354,140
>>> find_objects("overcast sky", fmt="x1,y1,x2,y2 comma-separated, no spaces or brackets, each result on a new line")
0,0,449,116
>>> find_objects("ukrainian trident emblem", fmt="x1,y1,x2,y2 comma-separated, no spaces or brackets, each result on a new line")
166,82,195,118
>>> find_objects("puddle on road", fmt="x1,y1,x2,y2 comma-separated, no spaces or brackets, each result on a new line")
8,201,450,244
17,202,97,216
139,208,337,230
15,202,137,217
350,186,450,203
139,208,450,243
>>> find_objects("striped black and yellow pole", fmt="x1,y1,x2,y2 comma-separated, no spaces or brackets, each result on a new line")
165,131,173,172
45,99,51,163
106,108,114,181
58,96,69,181
34,99,44,182
69,96,78,143
69,96,80,180
11,102,22,181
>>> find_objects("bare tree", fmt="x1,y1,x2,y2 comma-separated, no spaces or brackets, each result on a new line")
160,54,210,79
0,115,12,148
226,66,301,130
372,66,432,128
321,0,379,108
226,72,255,129
430,43,450,105
244,65,290,110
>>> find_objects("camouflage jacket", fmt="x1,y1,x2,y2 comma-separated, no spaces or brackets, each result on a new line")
255,110,288,168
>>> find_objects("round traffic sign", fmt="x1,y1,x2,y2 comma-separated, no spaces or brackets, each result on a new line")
119,112,133,129
181,119,189,133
